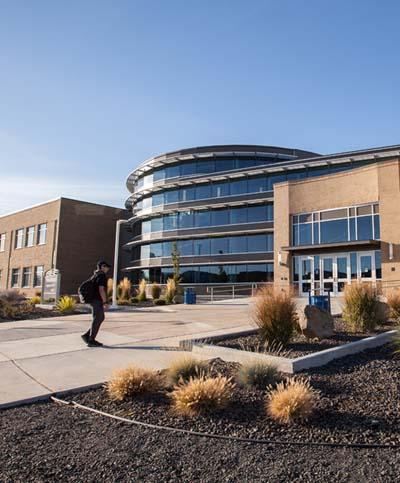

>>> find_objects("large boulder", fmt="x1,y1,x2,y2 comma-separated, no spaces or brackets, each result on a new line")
299,305,334,339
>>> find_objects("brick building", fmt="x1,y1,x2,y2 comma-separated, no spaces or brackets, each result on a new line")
0,198,127,297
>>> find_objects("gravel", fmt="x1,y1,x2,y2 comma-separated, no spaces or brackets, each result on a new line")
215,318,396,357
1,345,400,482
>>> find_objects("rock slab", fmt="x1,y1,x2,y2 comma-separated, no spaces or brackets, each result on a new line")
299,305,334,339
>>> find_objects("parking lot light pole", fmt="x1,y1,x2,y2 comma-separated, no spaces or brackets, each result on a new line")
110,219,129,309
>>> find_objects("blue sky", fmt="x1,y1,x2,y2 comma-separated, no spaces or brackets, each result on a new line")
1,0,399,214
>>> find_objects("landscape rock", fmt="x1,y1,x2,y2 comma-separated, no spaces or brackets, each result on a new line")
299,304,334,339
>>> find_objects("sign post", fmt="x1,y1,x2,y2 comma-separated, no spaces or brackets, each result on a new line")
41,269,61,304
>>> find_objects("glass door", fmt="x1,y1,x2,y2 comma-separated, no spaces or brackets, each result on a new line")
321,256,334,294
336,255,349,294
358,252,374,282
300,257,312,296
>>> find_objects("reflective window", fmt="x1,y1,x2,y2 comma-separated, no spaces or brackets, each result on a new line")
216,159,235,171
162,241,173,257
197,159,215,174
151,217,163,233
293,257,299,282
178,239,193,256
166,165,180,179
211,209,230,226
230,207,247,224
164,213,178,231
152,192,164,207
374,215,380,240
357,216,373,240
165,190,179,204
350,252,357,279
196,184,212,200
153,168,165,182
267,174,286,190
181,162,196,177
248,205,266,222
194,238,210,256
248,176,266,193
229,236,247,253
194,210,211,227
299,224,312,245
179,211,194,229
375,251,382,279
150,243,162,258
320,219,348,243
212,182,230,197
142,220,151,234
211,237,229,254
248,234,267,252
180,186,196,202
230,179,248,195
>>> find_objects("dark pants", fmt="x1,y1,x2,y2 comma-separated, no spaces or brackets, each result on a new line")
84,300,105,341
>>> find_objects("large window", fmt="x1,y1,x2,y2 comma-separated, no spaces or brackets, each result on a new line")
22,267,31,288
11,268,20,287
15,228,24,249
25,226,35,247
34,265,44,287
136,233,273,260
0,233,5,252
292,203,380,246
37,223,47,245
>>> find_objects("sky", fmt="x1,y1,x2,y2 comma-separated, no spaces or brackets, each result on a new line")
1,0,400,215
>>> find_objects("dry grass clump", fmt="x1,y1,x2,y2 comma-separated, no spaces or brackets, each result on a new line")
166,355,208,385
165,278,176,304
236,361,281,390
342,282,380,332
151,282,161,300
266,378,318,424
253,287,298,346
107,365,163,401
0,289,26,305
171,375,235,417
137,279,147,302
118,277,132,302
387,289,400,323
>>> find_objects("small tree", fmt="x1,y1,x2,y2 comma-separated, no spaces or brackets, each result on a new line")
171,241,182,292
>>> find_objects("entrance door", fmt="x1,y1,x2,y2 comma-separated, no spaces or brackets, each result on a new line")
321,256,334,294
336,255,349,295
358,252,374,282
300,257,312,296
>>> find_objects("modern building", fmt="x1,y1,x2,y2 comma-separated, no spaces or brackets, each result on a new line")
122,143,400,296
0,197,127,297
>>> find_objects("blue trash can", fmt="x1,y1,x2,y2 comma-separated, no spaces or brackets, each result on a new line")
184,288,197,304
308,294,330,313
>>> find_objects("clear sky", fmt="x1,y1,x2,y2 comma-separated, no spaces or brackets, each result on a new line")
1,0,399,214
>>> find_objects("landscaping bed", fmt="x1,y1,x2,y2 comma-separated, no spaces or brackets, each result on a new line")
214,318,396,358
1,344,400,482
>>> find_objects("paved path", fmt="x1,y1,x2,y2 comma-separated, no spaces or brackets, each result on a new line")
0,300,253,408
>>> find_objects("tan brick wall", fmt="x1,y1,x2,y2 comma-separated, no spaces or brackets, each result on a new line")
0,199,61,296
273,160,400,288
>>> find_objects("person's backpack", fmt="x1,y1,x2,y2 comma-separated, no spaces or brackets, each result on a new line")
78,275,96,303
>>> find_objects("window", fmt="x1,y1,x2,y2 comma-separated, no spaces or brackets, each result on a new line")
166,165,180,179
149,243,162,258
211,237,229,255
152,193,164,207
178,239,194,257
375,251,382,279
163,213,178,231
248,205,266,222
248,176,266,193
153,168,165,182
211,209,229,226
165,190,179,204
179,211,194,229
195,184,212,200
247,235,267,252
193,238,210,256
357,216,373,240
22,267,31,288
11,268,20,287
229,236,247,253
196,159,214,174
212,182,230,198
320,219,348,243
230,179,247,195
15,228,24,249
230,207,247,224
216,159,235,172
151,217,163,233
37,223,47,245
180,162,196,177
180,186,196,202
0,233,5,252
194,210,211,228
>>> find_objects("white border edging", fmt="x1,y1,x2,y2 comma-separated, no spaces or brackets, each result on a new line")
191,330,397,374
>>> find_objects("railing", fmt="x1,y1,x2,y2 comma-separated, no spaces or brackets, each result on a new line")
206,282,273,302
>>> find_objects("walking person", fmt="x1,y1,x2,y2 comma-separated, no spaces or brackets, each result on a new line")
80,261,111,347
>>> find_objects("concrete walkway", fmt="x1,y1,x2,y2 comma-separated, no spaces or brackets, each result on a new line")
0,300,253,408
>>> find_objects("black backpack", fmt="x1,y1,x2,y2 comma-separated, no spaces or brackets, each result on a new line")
78,275,96,303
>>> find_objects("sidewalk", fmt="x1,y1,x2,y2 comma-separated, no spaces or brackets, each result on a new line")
0,300,253,408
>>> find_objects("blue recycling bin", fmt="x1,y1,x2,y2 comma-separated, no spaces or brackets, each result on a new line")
184,288,197,304
308,294,330,313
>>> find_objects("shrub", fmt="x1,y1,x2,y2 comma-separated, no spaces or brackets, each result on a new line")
107,365,163,401
29,296,41,306
236,361,280,390
138,279,147,302
387,289,400,323
57,296,76,313
153,298,166,306
130,296,139,304
151,282,161,300
171,374,235,417
266,378,318,424
0,299,15,319
342,283,380,332
107,278,114,299
117,299,132,306
166,356,207,385
0,289,26,305
118,277,132,301
165,278,176,304
253,287,298,346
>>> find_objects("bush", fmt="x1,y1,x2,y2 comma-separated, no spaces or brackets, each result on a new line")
107,278,114,300
130,296,139,304
387,289,400,323
118,277,132,302
0,289,26,305
151,282,161,300
138,279,147,302
107,365,163,401
266,378,318,424
0,299,15,319
117,299,132,306
171,375,235,417
236,361,280,390
165,278,176,304
166,355,207,385
29,296,41,306
57,296,76,313
342,283,381,332
153,298,166,306
253,287,298,346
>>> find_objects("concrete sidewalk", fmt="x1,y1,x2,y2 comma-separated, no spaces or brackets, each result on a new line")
0,300,253,408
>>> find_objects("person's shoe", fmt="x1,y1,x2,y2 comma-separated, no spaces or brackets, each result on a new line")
87,339,103,347
81,333,89,344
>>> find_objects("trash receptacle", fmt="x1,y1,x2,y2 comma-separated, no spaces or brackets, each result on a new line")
184,288,196,304
308,294,330,313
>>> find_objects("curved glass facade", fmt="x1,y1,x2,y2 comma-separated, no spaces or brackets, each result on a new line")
122,145,382,285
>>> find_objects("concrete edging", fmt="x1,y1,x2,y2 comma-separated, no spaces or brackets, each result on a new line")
179,328,258,351
190,330,397,374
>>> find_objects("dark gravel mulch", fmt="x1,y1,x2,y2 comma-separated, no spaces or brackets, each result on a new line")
215,318,396,357
1,345,400,482
0,308,85,323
